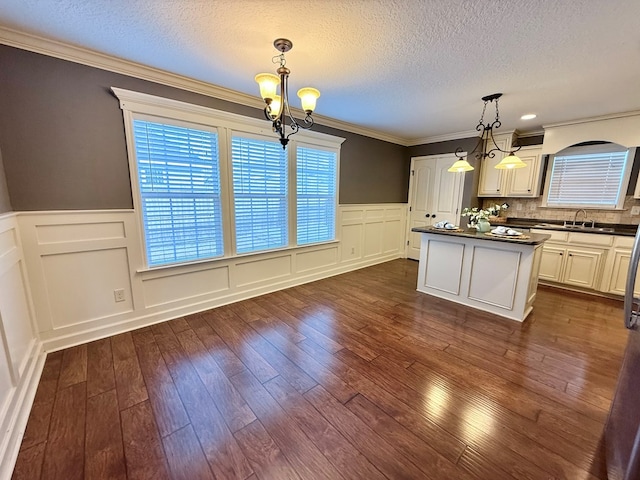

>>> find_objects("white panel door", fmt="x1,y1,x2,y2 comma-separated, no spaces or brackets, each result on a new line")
432,157,463,223
407,159,435,260
406,155,464,260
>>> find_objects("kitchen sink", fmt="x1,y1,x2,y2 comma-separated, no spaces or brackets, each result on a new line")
533,223,615,233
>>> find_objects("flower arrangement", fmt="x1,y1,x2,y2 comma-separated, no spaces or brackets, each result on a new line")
461,203,509,225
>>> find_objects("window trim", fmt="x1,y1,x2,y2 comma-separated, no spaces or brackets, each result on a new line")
113,87,344,269
541,144,635,210
294,142,340,247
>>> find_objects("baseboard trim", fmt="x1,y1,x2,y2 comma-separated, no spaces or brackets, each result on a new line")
0,341,45,480
41,253,402,353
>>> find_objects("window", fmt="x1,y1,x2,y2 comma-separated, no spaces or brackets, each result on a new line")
543,144,635,209
297,146,337,245
232,135,288,254
114,87,344,269
132,119,223,266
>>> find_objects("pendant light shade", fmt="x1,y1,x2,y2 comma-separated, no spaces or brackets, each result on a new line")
495,152,527,169
255,73,280,101
297,87,320,114
447,159,474,172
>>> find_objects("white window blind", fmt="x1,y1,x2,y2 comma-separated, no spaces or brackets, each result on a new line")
232,135,288,254
297,146,337,245
546,147,631,208
133,119,223,266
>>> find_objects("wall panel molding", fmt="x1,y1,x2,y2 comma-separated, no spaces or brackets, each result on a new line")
0,213,43,480
17,204,407,352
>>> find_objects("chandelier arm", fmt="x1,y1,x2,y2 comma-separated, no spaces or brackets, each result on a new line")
456,133,484,160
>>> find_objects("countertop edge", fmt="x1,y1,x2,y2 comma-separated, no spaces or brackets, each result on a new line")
412,227,551,245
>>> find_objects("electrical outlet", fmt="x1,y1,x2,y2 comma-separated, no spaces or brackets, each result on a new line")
516,203,523,211
351,247,355,254
632,206,640,216
114,288,125,302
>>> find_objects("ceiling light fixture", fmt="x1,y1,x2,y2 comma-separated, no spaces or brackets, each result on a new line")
520,113,537,120
449,93,526,172
255,38,320,149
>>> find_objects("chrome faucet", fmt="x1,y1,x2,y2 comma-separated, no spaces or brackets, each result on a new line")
573,209,587,226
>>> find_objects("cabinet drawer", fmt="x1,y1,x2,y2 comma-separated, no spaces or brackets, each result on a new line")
614,236,636,249
531,229,568,242
567,232,614,247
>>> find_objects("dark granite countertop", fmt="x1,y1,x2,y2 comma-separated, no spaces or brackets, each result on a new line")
496,218,639,237
411,226,550,245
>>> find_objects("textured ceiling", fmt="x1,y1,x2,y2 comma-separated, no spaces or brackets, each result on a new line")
0,0,639,144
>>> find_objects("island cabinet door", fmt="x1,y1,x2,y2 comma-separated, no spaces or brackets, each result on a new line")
562,248,603,289
538,246,565,282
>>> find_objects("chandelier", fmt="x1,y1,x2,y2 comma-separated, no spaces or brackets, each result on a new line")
255,38,320,149
448,93,526,172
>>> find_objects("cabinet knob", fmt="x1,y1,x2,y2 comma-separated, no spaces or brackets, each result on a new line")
527,189,531,192
560,253,563,256
431,214,436,218
569,253,573,257
425,213,430,217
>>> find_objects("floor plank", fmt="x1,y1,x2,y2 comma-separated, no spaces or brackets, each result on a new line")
41,382,86,480
233,420,302,480
86,338,116,398
120,401,170,480
112,332,148,410
85,389,127,479
162,424,215,480
57,344,87,390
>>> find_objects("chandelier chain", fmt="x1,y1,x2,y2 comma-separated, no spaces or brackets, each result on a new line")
479,100,488,125
272,53,287,68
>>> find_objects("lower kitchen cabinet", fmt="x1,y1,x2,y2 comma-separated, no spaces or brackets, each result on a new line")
539,246,565,282
538,245,604,289
607,250,640,296
533,228,611,292
563,248,604,289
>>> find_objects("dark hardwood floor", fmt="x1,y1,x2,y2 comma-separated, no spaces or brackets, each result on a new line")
12,259,628,479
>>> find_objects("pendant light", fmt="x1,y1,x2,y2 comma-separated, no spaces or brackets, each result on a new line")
450,93,526,172
255,38,320,149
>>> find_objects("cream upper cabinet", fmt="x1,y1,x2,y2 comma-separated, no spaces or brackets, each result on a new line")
504,146,544,197
478,142,545,198
477,135,509,196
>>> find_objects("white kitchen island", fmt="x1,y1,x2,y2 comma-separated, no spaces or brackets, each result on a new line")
411,227,550,322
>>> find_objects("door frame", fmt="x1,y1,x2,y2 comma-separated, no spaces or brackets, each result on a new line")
405,153,466,258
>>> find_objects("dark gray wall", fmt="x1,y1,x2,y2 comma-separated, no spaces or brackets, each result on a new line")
0,148,12,213
0,45,408,210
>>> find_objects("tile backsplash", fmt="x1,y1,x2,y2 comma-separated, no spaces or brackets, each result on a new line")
481,196,640,225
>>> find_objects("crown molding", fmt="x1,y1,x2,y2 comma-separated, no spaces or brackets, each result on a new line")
543,110,640,129
407,129,480,146
0,26,409,146
516,129,545,138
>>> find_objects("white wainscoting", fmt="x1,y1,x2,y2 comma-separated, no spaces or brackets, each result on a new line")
18,204,407,352
0,213,42,480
